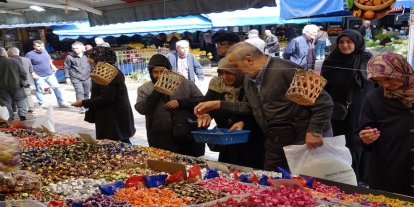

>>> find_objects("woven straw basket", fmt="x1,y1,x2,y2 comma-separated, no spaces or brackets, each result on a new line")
286,69,327,106
154,69,185,95
90,62,119,85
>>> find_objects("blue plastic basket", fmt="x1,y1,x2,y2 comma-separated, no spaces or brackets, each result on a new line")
191,128,250,145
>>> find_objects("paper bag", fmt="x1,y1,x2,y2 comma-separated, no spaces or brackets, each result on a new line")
0,106,9,121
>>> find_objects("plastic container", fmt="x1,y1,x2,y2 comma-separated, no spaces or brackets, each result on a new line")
0,200,46,207
191,128,250,145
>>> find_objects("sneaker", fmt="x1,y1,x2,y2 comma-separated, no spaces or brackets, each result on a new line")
20,116,27,121
79,107,86,114
59,102,71,108
39,104,49,109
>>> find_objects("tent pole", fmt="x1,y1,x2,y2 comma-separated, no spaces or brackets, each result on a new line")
408,7,414,66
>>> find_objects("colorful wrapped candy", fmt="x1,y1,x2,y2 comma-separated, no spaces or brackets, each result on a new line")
0,132,21,172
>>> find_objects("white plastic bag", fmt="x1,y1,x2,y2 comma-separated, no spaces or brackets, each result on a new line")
32,106,55,132
283,135,357,186
0,106,9,121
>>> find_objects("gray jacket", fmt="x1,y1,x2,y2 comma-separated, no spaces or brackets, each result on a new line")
166,52,204,82
0,56,27,89
221,57,333,135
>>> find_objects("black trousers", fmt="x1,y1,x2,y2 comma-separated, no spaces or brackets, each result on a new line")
71,78,91,101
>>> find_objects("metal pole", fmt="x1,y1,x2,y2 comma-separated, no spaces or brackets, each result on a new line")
408,7,414,66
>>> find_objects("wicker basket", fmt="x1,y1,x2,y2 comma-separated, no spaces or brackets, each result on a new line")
154,69,185,96
90,62,119,85
285,69,327,106
354,0,395,11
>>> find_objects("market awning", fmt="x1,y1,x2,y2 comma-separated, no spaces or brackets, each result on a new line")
280,0,411,20
0,21,83,29
53,15,214,40
88,0,277,26
206,6,342,27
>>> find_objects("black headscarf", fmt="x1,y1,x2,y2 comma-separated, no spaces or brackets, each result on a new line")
322,29,365,70
148,54,172,83
86,46,116,65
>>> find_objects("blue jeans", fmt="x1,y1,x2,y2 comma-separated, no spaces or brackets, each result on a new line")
35,74,65,105
315,40,326,60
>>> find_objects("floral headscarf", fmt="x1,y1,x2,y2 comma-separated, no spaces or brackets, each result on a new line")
367,53,414,108
209,57,244,102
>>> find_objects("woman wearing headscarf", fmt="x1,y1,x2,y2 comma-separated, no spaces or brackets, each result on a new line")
72,46,136,143
135,54,205,157
197,57,265,169
320,29,375,184
358,53,414,196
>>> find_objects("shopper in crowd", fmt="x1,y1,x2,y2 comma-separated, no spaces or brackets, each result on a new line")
197,57,265,169
359,20,376,40
212,31,241,59
166,40,204,83
283,24,319,69
321,29,374,185
7,47,36,114
315,26,329,60
64,42,92,114
195,42,333,171
135,54,205,157
244,29,266,53
94,37,110,47
264,29,280,57
71,46,135,144
25,40,70,108
0,47,27,121
358,53,414,196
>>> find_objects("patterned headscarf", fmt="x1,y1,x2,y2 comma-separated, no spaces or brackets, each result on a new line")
367,53,414,108
209,57,244,102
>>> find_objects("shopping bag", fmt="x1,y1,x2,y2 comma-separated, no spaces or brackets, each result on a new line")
32,106,55,132
283,135,357,186
326,38,332,47
0,106,9,121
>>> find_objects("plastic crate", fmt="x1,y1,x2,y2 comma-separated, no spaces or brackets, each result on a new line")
0,200,46,207
191,128,250,145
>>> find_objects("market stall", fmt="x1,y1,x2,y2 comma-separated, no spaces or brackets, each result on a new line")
0,120,413,207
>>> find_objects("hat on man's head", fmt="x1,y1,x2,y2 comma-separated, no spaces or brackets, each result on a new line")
213,33,241,44
247,29,259,35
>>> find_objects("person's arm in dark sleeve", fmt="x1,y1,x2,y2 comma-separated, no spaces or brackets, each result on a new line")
17,62,27,81
356,95,378,150
306,89,334,134
63,56,71,79
135,85,163,115
220,94,252,115
82,75,120,108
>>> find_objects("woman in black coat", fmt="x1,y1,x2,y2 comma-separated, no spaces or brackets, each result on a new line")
197,57,265,169
320,29,375,183
72,46,136,143
358,53,414,196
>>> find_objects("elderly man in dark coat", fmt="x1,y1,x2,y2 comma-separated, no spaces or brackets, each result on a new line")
195,42,333,171
0,47,27,121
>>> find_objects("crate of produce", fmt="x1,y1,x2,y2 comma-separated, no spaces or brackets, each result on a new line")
191,128,250,145
0,200,46,207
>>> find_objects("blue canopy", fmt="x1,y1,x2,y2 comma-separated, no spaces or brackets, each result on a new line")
280,0,410,20
280,0,349,19
53,15,213,40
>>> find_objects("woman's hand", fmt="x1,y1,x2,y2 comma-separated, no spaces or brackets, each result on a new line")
71,100,83,107
359,127,380,144
305,132,323,149
229,121,244,132
194,101,220,117
197,114,212,128
164,100,179,110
